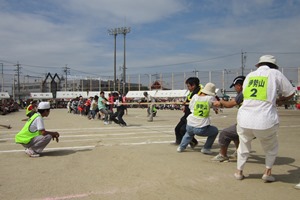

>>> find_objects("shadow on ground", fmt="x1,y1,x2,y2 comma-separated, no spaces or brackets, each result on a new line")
42,149,92,157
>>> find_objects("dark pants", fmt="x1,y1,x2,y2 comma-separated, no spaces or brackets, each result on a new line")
174,116,198,145
218,124,239,147
111,106,126,125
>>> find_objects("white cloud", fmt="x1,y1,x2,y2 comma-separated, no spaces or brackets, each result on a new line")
0,0,299,82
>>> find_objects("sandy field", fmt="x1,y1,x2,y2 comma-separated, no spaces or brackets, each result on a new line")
0,107,300,200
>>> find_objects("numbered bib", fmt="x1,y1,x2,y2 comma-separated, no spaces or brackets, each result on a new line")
244,76,268,101
193,101,210,118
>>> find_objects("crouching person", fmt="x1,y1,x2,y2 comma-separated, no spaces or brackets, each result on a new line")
177,83,219,154
15,102,60,158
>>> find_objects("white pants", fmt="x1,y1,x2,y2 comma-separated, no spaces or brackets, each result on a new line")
236,124,279,171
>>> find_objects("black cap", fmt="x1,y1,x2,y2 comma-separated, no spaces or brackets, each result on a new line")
230,76,245,88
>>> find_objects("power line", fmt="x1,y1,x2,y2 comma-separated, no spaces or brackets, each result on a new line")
134,53,241,69
246,51,300,55
0,59,17,65
2,51,300,77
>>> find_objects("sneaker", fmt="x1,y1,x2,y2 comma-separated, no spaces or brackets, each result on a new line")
25,148,40,158
295,183,300,190
177,147,184,152
201,148,213,155
189,141,198,149
234,173,245,180
211,154,229,162
262,174,275,182
104,121,109,125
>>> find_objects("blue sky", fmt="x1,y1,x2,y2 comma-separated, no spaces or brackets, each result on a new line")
1,0,300,82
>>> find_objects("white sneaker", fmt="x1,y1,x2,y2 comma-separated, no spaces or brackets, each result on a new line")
177,147,184,152
25,148,40,158
262,174,276,182
295,183,300,189
211,154,229,162
201,148,213,155
104,121,109,125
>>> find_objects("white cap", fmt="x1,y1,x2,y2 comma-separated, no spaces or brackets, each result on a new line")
38,102,50,110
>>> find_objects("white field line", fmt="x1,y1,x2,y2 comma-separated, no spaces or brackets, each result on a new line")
1,124,299,135
0,135,174,145
100,140,175,146
0,125,176,134
0,137,208,153
99,138,207,146
52,125,175,132
0,130,174,142
0,145,95,153
2,124,297,136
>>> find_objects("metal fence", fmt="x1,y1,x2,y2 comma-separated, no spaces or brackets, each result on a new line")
1,67,299,98
128,67,299,92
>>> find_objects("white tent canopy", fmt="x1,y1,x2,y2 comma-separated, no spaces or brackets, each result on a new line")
126,91,157,98
30,93,53,99
126,90,188,98
0,92,10,99
88,91,101,98
155,90,188,98
88,91,116,99
56,91,88,99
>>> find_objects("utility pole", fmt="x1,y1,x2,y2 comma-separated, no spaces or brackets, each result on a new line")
1,63,3,108
241,51,246,76
121,27,131,94
108,28,118,91
192,69,199,77
12,75,15,100
63,65,70,91
14,62,21,100
1,63,3,92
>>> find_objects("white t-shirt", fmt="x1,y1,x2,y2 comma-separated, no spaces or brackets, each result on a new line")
29,114,45,132
187,95,216,128
90,100,98,110
145,94,155,103
237,65,295,130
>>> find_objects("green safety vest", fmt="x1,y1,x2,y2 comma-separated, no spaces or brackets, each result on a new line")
244,76,268,101
193,101,210,118
15,113,41,144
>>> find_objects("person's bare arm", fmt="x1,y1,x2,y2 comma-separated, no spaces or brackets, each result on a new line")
276,93,295,105
214,99,237,108
40,130,60,142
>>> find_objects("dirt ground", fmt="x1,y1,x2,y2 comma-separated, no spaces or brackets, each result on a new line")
0,107,300,200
